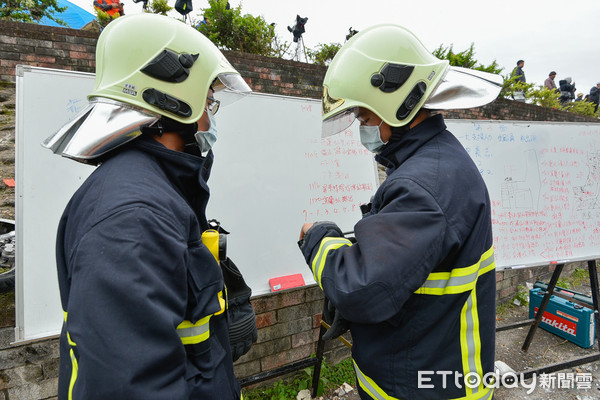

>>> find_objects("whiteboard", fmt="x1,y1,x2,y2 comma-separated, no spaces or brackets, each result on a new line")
16,66,600,342
15,66,96,342
445,120,600,269
15,66,378,342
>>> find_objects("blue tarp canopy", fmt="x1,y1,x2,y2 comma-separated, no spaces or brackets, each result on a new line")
39,0,96,29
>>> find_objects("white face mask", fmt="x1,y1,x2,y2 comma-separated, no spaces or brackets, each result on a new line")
359,120,386,153
194,112,217,153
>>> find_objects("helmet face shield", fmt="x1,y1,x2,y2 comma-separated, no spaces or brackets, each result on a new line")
212,72,252,109
321,107,357,137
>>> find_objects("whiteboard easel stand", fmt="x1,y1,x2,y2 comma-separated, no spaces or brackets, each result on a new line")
496,259,600,382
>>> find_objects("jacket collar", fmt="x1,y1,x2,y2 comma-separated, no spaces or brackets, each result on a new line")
132,136,213,227
375,114,446,173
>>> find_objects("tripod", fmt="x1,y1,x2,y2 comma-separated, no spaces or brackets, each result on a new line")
292,36,308,63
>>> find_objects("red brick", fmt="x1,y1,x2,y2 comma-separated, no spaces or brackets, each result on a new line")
260,343,314,371
291,328,318,348
496,271,504,282
69,51,91,60
313,313,322,329
255,311,276,329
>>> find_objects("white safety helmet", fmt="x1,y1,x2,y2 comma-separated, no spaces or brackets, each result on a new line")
44,13,251,164
321,24,503,136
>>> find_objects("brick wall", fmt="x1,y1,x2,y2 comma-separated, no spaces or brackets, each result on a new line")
0,19,599,400
0,21,97,82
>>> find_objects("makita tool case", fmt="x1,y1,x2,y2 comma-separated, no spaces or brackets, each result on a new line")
529,288,596,348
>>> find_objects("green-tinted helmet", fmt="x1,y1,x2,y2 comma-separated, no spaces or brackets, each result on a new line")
92,12,249,122
44,13,251,163
322,24,502,136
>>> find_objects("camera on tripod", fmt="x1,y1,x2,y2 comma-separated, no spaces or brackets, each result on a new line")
287,15,308,43
132,0,148,10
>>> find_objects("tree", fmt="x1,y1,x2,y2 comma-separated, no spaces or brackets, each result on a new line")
0,0,67,26
307,42,342,66
526,86,562,109
432,43,503,74
148,0,172,16
561,98,598,117
197,0,278,56
433,43,527,98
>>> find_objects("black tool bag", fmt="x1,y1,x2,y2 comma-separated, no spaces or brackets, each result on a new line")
208,220,258,362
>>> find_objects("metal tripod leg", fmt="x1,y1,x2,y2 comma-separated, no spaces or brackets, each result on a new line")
587,260,600,352
311,322,327,398
522,263,564,352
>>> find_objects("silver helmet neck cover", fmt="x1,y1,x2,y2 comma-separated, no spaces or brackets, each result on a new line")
424,66,504,110
42,98,160,165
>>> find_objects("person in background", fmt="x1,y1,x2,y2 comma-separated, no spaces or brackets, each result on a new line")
588,82,600,112
93,0,124,17
43,13,251,400
512,59,526,83
559,77,576,105
511,59,526,101
298,24,502,400
574,92,584,102
544,71,557,92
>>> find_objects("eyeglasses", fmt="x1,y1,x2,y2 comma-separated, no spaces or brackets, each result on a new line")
206,96,220,115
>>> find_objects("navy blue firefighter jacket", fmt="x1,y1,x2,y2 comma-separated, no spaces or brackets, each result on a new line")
55,136,240,399
300,115,496,400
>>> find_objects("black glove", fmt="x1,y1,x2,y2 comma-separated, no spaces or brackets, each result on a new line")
321,296,350,341
221,257,257,362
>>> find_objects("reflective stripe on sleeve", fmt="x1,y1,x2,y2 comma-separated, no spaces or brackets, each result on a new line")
414,247,495,295
177,315,211,345
311,237,352,289
177,290,225,345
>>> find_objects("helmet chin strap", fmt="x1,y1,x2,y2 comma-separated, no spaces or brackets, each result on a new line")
142,117,198,140
388,109,427,142
141,117,202,156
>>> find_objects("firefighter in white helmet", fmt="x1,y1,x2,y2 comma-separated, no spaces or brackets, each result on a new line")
299,24,502,400
44,13,251,399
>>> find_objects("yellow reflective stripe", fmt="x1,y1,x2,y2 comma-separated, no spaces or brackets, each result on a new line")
63,311,77,347
457,287,493,400
214,290,226,316
68,348,79,400
177,290,226,344
353,359,400,400
355,356,493,400
63,310,79,400
177,314,211,345
311,237,352,289
415,247,495,295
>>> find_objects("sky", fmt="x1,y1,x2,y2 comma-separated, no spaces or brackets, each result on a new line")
69,0,600,96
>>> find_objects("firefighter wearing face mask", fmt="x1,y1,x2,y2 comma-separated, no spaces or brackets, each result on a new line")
299,24,503,400
44,13,251,400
